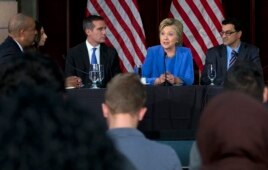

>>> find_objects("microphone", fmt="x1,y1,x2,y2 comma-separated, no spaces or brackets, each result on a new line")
164,52,167,85
162,52,172,86
63,55,89,75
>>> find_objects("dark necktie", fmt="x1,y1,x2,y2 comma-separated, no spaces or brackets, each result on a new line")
91,48,97,64
229,50,237,68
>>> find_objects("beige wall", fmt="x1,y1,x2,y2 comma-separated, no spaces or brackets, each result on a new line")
0,1,17,43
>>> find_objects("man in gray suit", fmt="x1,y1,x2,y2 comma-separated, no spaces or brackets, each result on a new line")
201,18,262,85
102,73,182,170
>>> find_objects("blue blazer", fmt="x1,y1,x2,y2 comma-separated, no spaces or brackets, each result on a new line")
142,45,194,85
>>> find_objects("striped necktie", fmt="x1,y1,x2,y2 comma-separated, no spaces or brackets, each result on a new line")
229,50,237,68
91,48,97,64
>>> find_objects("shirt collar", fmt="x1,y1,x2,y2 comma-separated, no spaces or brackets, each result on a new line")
13,39,23,52
85,40,100,50
227,42,241,53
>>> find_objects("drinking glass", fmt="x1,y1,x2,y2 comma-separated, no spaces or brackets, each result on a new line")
89,64,100,89
207,64,216,85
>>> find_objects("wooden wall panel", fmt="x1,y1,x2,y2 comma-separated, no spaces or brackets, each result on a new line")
256,0,268,82
38,0,67,68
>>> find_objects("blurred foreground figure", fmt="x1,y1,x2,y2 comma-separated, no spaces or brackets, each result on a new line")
197,92,268,170
0,86,132,170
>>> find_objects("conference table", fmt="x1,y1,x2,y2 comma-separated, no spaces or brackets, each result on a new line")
67,85,223,140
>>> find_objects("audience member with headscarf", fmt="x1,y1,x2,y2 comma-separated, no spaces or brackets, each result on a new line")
197,92,268,170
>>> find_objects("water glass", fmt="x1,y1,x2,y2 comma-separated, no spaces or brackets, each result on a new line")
207,64,216,85
89,64,100,89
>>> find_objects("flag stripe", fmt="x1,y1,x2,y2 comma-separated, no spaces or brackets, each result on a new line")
187,1,218,47
88,1,135,72
170,0,224,71
170,5,206,66
120,1,146,42
86,0,146,72
195,1,222,45
173,1,208,53
201,0,223,33
183,35,204,69
110,0,145,64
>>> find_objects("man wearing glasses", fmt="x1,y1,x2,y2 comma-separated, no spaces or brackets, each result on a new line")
201,18,262,85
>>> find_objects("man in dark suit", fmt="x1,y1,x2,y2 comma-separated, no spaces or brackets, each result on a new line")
0,13,36,64
201,18,262,85
65,15,121,88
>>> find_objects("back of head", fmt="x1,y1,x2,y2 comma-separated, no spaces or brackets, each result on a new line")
223,61,264,101
197,91,268,170
105,73,146,115
8,13,34,36
0,52,65,95
0,87,126,170
83,14,104,30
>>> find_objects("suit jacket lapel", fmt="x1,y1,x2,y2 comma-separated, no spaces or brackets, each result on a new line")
237,42,246,61
100,44,106,66
82,42,90,71
220,45,227,74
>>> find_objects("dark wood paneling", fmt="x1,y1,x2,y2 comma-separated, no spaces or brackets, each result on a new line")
256,0,268,83
38,0,67,69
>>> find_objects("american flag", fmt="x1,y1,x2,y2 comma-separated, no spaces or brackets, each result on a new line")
86,0,146,72
169,0,224,71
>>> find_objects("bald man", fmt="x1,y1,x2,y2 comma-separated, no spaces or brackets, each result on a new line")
0,13,36,64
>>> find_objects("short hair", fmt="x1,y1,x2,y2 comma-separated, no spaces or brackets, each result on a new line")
83,15,104,30
8,13,34,35
104,73,146,115
0,87,126,170
223,61,264,101
159,18,183,45
0,52,65,95
222,18,242,32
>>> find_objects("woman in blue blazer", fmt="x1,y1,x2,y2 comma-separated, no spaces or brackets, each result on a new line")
142,18,194,85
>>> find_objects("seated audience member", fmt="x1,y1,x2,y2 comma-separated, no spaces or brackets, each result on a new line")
189,61,267,170
224,61,267,102
102,73,182,170
0,87,132,170
0,52,65,95
201,18,262,85
0,13,36,64
142,18,194,86
65,15,121,88
197,92,268,170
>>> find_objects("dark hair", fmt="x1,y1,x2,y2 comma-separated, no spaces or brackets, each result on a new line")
33,20,43,48
223,61,264,101
83,15,104,30
0,52,65,95
0,87,126,170
222,18,242,32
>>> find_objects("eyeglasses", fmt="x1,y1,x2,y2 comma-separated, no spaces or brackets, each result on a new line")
220,31,237,36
